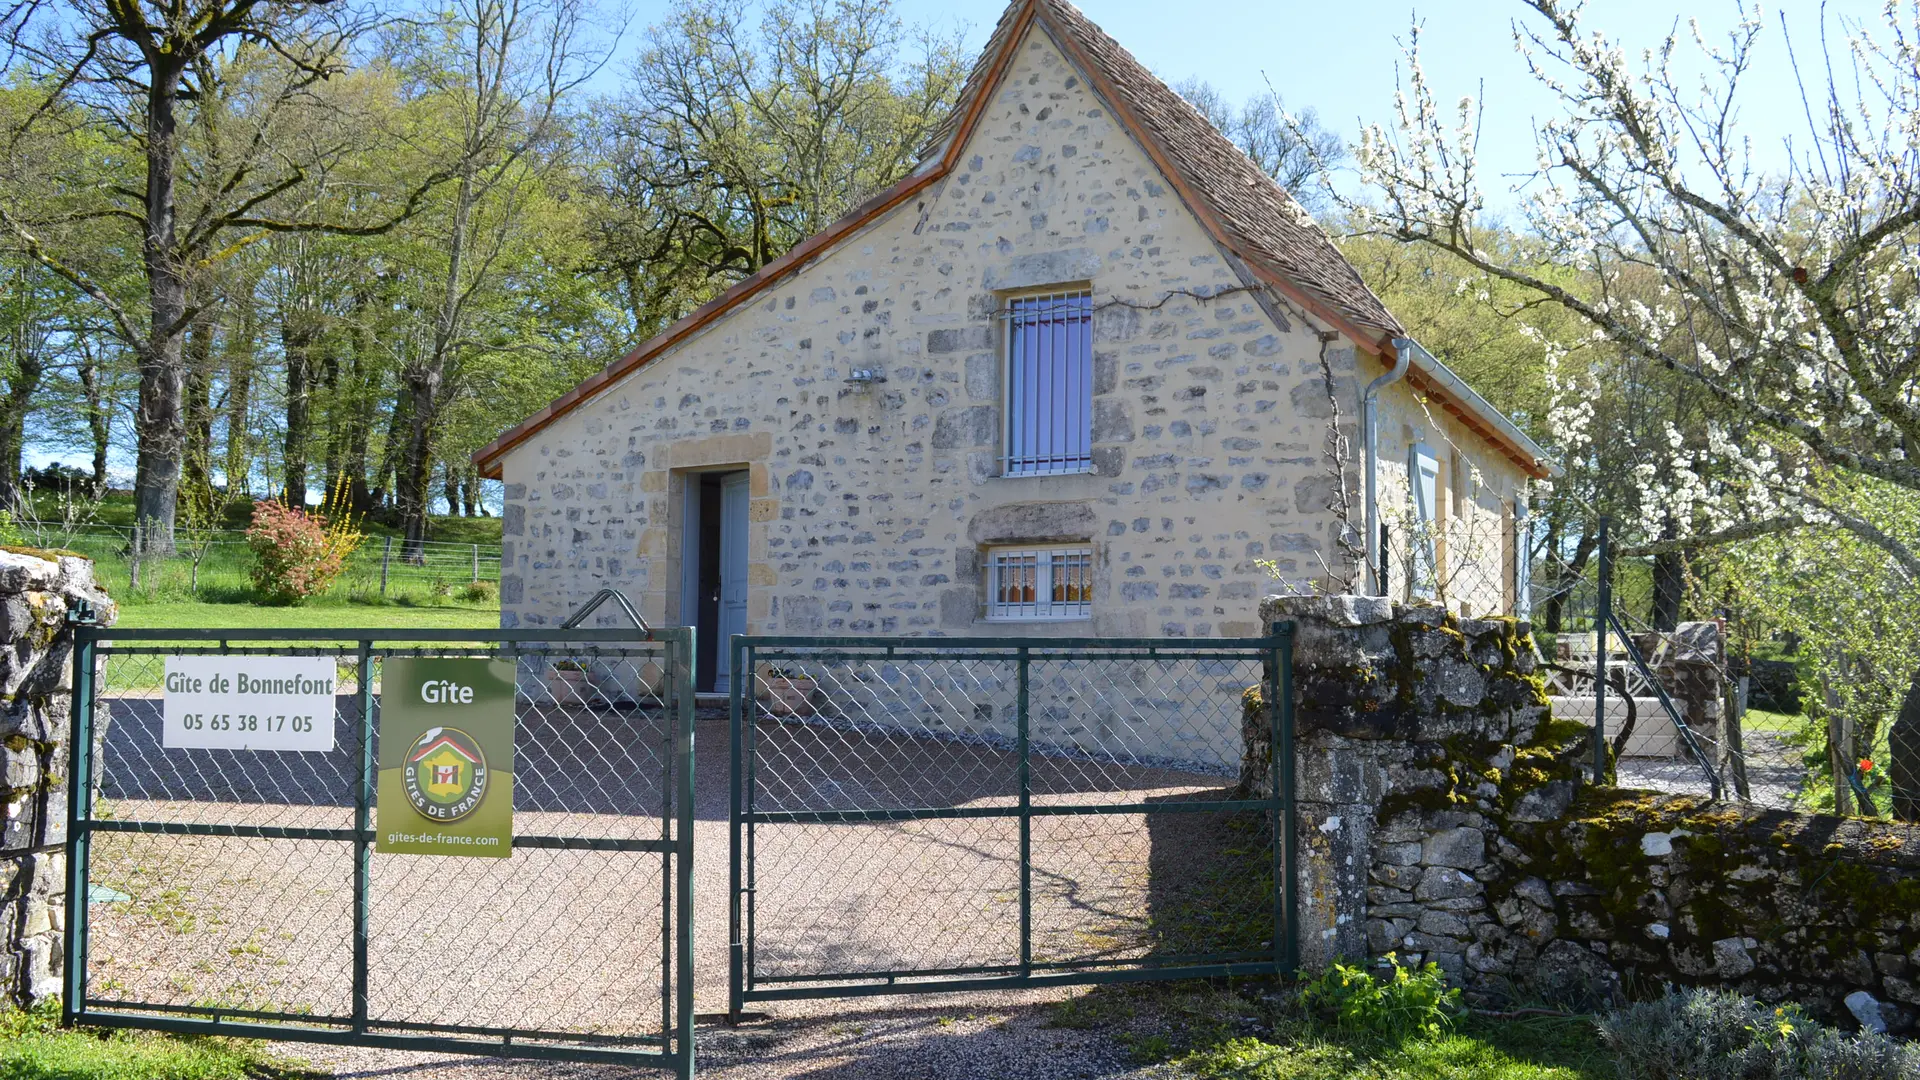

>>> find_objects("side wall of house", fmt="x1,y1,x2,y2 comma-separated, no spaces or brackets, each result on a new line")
498,26,1524,636
1367,357,1533,618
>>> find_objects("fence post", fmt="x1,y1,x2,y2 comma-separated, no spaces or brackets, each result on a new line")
380,536,393,597
1270,620,1298,975
1593,517,1612,784
1728,674,1751,800
62,622,97,1026
472,544,479,582
728,637,747,1023
353,641,374,1034
673,628,696,1080
1016,645,1032,981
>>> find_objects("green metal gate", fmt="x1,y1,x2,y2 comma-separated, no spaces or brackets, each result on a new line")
727,626,1295,1012
64,623,695,1076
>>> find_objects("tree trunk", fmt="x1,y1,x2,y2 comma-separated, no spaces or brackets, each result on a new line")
1543,523,1595,636
1650,548,1686,631
1892,667,1920,822
371,382,410,510
281,316,317,508
342,291,377,512
0,343,43,510
399,165,475,558
462,471,479,517
223,305,255,498
322,352,343,501
1823,660,1855,817
395,366,440,561
345,392,374,512
1646,514,1686,630
183,308,215,496
443,465,461,518
133,62,188,555
79,353,110,493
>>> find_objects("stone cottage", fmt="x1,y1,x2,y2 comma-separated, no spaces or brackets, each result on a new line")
474,0,1555,693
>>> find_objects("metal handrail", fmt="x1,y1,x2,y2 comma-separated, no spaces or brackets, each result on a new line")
1609,611,1724,800
560,588,652,637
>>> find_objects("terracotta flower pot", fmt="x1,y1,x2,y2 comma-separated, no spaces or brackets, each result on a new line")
762,676,818,717
548,666,593,705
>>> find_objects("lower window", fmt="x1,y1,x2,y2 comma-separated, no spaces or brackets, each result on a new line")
987,545,1092,621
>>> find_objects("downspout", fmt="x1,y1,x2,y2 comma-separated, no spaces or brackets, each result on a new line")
1363,338,1414,595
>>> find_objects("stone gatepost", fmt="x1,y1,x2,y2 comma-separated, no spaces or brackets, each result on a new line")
1254,594,1590,979
1,549,114,1006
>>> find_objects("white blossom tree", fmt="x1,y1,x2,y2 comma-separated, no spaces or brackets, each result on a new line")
1327,1,1920,813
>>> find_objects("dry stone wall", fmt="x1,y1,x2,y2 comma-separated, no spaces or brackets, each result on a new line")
1510,792,1920,1033
1,549,113,1007
1261,593,1920,1032
1251,594,1588,978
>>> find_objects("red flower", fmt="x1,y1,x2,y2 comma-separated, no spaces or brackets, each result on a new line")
1858,759,1874,775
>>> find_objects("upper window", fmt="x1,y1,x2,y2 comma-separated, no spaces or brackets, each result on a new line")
1003,290,1093,476
986,544,1093,621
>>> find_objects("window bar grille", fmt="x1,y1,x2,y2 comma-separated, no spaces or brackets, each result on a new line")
1003,291,1093,476
988,546,1092,621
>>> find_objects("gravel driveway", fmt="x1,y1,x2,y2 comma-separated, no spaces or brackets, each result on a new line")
87,697,1244,1079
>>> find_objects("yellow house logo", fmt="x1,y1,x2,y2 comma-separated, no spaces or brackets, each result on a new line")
402,726,489,822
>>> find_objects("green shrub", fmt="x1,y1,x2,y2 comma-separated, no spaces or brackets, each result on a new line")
1598,987,1920,1080
245,500,348,605
461,579,498,603
1298,954,1460,1040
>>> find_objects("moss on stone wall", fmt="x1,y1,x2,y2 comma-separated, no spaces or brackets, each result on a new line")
1496,788,1920,1026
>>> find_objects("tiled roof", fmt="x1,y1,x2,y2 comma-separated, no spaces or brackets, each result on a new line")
476,0,1557,477
932,0,1404,340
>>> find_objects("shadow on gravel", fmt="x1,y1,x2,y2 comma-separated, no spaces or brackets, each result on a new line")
1145,792,1275,961
697,1004,1150,1080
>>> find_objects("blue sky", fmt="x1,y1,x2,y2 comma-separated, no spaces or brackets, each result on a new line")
33,0,1884,485
602,0,1886,212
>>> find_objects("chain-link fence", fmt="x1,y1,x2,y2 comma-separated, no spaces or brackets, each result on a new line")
1377,510,1530,618
727,631,1296,1012
67,626,693,1074
1525,522,1920,825
39,527,503,596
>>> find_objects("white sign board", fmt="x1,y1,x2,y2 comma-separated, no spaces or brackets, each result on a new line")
162,656,339,752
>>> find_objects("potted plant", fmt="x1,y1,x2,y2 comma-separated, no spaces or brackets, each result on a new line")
548,659,593,704
760,666,820,717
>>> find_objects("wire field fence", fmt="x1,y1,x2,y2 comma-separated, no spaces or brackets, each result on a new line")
66,626,694,1074
39,528,502,596
1525,524,1919,824
727,631,1297,1012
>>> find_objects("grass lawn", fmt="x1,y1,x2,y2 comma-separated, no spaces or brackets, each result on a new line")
1054,984,1618,1080
1742,706,1805,733
0,1007,311,1080
112,600,500,631
1185,1016,1617,1079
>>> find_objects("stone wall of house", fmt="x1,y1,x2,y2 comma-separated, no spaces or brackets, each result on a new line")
1260,593,1920,1032
1,549,114,1007
497,21,1533,640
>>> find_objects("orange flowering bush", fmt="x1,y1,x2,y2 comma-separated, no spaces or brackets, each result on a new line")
246,499,349,604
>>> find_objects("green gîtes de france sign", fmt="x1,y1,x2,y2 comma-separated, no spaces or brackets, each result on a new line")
377,657,516,858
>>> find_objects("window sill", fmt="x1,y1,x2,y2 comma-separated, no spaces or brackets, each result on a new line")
997,466,1096,479
982,616,1093,624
